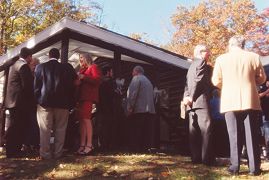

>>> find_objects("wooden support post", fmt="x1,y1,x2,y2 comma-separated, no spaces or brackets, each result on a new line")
113,51,121,78
0,68,9,147
61,30,70,63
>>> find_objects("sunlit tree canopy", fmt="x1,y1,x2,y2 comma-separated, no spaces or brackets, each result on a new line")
167,0,269,62
0,0,101,55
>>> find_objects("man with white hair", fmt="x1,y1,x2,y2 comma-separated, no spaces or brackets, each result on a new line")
127,65,156,152
212,35,266,175
183,44,214,166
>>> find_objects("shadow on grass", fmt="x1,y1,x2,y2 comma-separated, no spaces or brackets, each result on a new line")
1,156,60,179
1,151,269,179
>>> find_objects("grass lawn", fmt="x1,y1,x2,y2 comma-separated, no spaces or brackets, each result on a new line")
1,150,269,179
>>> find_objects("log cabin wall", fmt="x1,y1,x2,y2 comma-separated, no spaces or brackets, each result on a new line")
157,65,188,154
95,57,189,154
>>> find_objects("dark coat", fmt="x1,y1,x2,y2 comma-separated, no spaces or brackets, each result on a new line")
34,59,77,109
98,76,115,113
183,59,213,110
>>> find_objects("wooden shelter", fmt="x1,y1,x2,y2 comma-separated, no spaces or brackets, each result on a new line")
0,17,191,152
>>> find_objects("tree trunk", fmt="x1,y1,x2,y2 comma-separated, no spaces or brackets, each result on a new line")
0,22,5,55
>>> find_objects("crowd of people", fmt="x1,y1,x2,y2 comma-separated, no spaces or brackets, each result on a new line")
2,34,269,177
3,47,157,159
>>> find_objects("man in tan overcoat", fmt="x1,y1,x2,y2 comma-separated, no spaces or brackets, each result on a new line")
212,35,266,176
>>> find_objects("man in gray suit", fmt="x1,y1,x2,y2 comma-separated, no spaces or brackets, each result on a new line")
127,66,156,152
183,45,214,165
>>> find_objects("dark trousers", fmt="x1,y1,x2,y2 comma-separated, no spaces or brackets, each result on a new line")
6,107,31,157
98,111,115,151
24,110,39,147
225,110,261,173
261,102,269,152
212,119,230,157
262,120,269,154
188,108,213,164
64,110,80,151
128,113,155,152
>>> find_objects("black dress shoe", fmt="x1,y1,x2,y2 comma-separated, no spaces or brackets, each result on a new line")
192,161,202,164
191,158,202,164
227,168,239,175
204,160,217,166
6,151,25,158
249,170,261,176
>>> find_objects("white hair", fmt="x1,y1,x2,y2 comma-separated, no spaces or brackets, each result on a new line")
133,65,144,74
193,44,207,59
229,35,245,48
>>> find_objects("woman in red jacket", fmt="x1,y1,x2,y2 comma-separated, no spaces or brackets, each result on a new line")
77,52,101,155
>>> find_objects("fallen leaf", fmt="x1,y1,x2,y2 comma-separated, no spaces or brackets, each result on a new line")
120,173,129,177
5,174,12,178
161,172,169,177
108,170,118,176
102,172,109,177
82,169,90,174
9,164,18,168
71,171,78,176
59,164,65,168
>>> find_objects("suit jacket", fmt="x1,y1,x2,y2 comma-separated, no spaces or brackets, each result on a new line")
259,82,269,113
127,74,155,114
5,58,35,109
183,58,212,110
34,59,77,109
212,47,266,113
78,64,101,102
98,76,115,113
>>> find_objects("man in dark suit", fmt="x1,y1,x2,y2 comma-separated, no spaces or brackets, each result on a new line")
5,47,35,158
34,48,77,159
98,65,115,151
183,44,214,165
259,80,269,159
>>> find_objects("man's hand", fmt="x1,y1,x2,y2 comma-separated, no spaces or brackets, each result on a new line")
127,107,133,116
74,78,81,86
78,74,85,80
183,96,193,106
